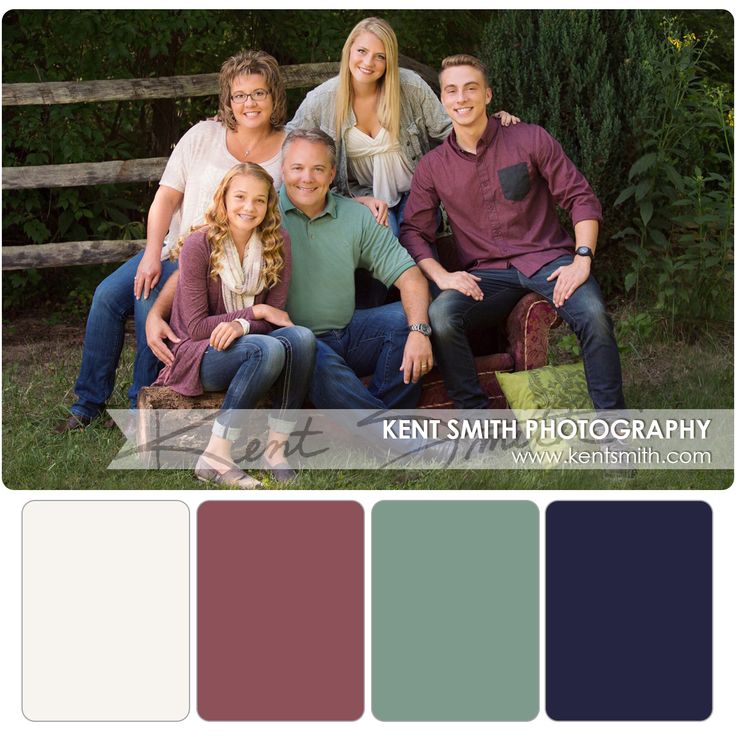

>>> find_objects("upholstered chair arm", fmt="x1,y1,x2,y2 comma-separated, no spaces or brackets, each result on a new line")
505,293,561,372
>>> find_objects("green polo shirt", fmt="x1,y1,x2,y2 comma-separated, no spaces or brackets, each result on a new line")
279,187,415,334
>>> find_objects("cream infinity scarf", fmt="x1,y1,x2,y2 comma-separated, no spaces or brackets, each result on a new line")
219,231,264,313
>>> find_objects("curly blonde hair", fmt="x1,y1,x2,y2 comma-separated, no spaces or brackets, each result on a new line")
218,49,287,130
171,163,284,289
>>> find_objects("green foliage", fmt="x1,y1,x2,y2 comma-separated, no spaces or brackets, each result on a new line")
478,10,661,243
612,18,734,331
3,269,41,310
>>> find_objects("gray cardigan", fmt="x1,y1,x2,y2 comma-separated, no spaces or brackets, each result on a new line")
287,68,452,198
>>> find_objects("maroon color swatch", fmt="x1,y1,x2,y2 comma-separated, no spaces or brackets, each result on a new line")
198,501,364,721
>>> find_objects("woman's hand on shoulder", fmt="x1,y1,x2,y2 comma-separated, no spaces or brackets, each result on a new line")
252,304,294,327
209,321,245,351
354,196,389,227
493,110,521,127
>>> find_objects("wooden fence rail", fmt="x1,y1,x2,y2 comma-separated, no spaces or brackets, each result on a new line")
2,56,438,271
2,240,146,271
2,158,168,190
2,62,343,106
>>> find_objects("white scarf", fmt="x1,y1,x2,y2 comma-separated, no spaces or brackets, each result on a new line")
219,231,264,313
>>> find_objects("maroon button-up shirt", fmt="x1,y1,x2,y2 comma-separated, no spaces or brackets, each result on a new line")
399,117,602,278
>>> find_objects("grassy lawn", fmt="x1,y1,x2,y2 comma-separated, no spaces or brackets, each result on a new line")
2,308,733,491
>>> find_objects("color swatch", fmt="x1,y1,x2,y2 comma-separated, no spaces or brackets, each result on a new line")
197,501,364,720
372,501,539,721
22,501,189,721
546,501,712,720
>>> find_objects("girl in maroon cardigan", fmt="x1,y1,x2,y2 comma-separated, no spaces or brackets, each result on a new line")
156,163,315,488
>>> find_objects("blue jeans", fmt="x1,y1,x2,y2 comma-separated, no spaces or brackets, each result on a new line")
310,301,421,409
428,256,625,410
387,191,410,237
200,326,316,440
71,251,179,419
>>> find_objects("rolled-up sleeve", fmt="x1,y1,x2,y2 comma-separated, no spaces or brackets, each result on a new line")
357,210,415,287
533,126,602,225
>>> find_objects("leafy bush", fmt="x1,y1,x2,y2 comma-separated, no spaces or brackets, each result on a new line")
613,18,734,330
478,10,661,244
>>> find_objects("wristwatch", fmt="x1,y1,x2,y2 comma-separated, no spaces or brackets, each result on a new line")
409,323,432,337
575,246,594,259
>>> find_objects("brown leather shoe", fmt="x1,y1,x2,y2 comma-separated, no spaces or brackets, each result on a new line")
54,414,91,433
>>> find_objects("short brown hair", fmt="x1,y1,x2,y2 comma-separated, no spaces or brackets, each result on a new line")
218,49,287,130
282,128,337,168
440,54,489,86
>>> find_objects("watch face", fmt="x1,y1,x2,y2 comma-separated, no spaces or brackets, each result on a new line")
411,323,432,336
576,247,593,257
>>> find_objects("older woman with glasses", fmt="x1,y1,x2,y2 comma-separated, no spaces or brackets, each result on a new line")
57,49,289,432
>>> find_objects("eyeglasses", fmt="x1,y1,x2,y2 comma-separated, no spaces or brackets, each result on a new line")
230,89,270,104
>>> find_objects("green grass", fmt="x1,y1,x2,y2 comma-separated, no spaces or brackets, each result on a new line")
2,311,733,491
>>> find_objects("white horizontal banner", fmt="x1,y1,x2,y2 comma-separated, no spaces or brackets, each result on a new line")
108,409,734,471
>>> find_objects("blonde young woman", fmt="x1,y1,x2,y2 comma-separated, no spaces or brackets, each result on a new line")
155,163,315,489
58,50,289,432
288,16,518,236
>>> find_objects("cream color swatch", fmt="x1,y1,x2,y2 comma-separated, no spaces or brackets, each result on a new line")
22,501,189,720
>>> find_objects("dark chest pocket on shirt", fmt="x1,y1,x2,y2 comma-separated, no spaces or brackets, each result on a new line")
498,162,530,201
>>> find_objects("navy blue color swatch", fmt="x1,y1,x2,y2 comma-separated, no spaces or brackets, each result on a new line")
546,501,712,721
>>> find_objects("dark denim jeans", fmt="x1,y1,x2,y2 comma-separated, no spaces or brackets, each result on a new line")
200,326,316,439
71,251,179,419
310,301,421,409
428,256,625,410
355,192,411,311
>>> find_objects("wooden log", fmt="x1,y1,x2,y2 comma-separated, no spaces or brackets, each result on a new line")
282,62,340,89
2,157,168,190
2,239,146,270
2,75,219,106
2,62,340,106
138,387,226,410
397,53,440,92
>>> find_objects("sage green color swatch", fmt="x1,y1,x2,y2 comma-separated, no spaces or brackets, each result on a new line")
372,501,539,721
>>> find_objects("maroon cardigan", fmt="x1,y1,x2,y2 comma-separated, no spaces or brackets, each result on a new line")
154,227,292,395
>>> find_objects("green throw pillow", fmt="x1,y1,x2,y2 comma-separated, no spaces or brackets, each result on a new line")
496,363,593,410
496,363,592,468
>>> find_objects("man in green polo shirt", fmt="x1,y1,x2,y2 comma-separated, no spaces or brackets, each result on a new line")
145,129,434,410
280,128,433,409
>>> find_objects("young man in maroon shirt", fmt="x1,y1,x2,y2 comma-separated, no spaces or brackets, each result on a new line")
399,54,625,410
